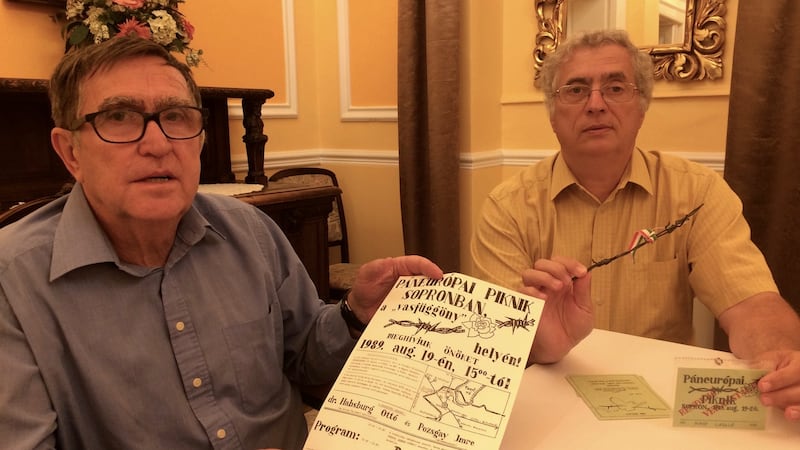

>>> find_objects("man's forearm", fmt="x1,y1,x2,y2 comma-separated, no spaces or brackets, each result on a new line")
722,293,800,358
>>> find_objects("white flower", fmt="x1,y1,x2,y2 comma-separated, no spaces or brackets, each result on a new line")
63,0,203,67
84,7,111,43
148,10,178,46
91,24,111,44
185,49,202,67
65,0,85,20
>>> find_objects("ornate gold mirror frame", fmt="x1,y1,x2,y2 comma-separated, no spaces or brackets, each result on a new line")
534,0,727,83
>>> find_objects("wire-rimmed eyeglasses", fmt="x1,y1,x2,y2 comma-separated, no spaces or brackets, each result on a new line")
71,106,208,144
553,82,639,104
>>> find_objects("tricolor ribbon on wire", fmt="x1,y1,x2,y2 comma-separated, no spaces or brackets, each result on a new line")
627,228,657,261
573,204,704,279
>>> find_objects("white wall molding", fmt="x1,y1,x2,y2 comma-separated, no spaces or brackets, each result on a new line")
240,148,726,172
336,0,399,122
231,0,701,123
318,149,399,165
229,0,298,120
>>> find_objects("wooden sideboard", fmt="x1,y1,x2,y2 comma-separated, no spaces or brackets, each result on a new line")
235,183,340,300
0,78,68,210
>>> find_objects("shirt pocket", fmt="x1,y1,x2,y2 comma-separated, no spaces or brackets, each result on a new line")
223,315,282,413
627,257,692,338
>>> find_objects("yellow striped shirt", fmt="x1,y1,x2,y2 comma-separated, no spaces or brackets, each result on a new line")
471,148,778,345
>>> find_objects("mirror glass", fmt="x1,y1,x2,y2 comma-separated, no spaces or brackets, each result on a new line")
655,0,688,45
567,0,687,46
534,0,728,82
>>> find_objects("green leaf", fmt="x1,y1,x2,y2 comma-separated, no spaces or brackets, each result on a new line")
68,24,90,47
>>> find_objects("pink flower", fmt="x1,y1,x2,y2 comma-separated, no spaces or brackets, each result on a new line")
117,18,151,40
112,0,146,8
181,18,195,40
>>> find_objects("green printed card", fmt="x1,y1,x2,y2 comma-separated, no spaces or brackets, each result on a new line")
673,367,767,429
566,374,671,420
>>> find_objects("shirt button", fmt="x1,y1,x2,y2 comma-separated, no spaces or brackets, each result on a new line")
216,428,226,439
192,377,202,388
175,321,185,331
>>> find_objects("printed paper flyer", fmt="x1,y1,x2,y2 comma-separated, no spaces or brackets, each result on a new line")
303,272,544,450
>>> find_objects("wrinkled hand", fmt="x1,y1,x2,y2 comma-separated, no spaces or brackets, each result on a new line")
348,256,444,325
755,350,800,421
520,256,594,364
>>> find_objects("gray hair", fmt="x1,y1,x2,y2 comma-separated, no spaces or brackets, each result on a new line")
539,29,654,115
49,36,201,129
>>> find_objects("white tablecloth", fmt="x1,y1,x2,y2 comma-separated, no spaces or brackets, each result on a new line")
500,329,800,449
197,183,263,196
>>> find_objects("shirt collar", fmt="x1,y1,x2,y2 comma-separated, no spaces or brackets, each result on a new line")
549,147,654,201
628,148,654,195
50,184,221,280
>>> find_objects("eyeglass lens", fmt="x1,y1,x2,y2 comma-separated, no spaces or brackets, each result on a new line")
556,82,637,104
90,107,204,143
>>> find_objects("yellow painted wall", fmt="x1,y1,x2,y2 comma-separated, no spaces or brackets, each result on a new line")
0,1,286,91
348,0,398,106
0,2,64,78
1,0,741,273
183,0,287,98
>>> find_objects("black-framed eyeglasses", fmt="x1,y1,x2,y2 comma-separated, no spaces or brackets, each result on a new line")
553,82,639,104
71,106,208,144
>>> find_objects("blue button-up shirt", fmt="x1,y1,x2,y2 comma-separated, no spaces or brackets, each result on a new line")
0,184,354,450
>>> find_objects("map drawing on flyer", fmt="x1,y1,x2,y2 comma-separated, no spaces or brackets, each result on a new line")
303,272,544,450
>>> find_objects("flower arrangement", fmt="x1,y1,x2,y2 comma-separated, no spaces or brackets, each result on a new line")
62,0,203,67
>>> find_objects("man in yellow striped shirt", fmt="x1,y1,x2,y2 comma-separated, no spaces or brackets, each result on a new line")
471,30,800,422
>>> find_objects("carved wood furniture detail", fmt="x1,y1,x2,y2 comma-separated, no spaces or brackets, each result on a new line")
197,86,274,186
